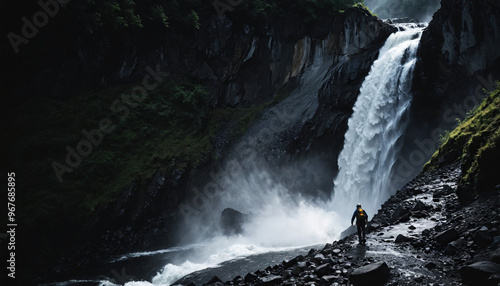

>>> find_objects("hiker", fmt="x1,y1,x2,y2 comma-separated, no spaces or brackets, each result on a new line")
351,203,368,244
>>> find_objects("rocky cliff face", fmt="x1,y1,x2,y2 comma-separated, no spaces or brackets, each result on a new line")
412,0,500,127
34,7,396,283
396,0,500,190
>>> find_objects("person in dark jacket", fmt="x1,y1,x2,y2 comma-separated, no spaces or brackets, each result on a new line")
351,203,368,244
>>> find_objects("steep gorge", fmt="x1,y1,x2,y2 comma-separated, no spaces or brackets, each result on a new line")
3,0,500,284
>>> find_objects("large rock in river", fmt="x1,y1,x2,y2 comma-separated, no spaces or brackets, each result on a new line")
220,208,251,235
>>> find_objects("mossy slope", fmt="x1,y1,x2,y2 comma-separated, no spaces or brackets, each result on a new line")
424,84,500,194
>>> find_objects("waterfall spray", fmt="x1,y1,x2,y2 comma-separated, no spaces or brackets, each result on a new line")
332,24,425,217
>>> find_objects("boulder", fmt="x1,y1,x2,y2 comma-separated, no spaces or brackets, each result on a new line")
435,228,459,245
203,276,223,285
390,206,410,223
256,275,283,286
489,274,500,285
292,264,304,276
220,208,251,235
244,272,257,283
433,185,453,198
283,257,298,268
349,261,390,285
443,243,457,255
412,201,429,212
460,261,500,285
424,262,437,270
395,234,412,243
474,227,492,247
456,184,475,205
313,253,326,264
315,263,331,277
320,275,339,286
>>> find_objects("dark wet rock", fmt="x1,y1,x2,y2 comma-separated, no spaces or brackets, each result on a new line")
422,229,431,236
414,276,424,283
244,272,257,283
220,208,251,236
349,261,390,285
320,275,339,285
444,243,458,255
456,184,475,205
256,275,283,286
292,264,304,276
283,257,298,268
424,262,437,270
390,206,410,223
435,228,460,245
412,200,429,211
489,274,500,285
203,275,223,285
313,253,326,264
315,264,331,277
366,223,381,233
307,249,317,257
395,234,412,243
232,275,243,283
460,261,500,285
491,248,500,263
411,240,425,248
474,227,492,247
449,238,465,256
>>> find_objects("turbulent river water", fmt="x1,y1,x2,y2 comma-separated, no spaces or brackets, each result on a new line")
46,24,425,286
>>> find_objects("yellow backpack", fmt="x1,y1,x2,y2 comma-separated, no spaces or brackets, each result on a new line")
357,208,365,220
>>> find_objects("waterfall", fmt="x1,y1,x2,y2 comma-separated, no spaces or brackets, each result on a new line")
332,24,424,216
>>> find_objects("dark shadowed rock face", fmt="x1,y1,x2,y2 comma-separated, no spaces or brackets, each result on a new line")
411,0,500,124
402,0,500,183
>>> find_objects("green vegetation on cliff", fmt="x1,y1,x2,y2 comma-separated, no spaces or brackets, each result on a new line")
424,84,500,193
4,0,363,38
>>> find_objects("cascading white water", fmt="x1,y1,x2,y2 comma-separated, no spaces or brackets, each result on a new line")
332,24,424,217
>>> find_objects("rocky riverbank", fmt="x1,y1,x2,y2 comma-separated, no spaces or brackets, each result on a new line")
176,162,500,285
